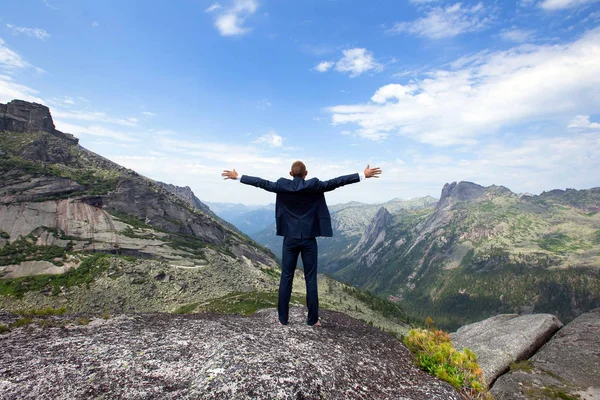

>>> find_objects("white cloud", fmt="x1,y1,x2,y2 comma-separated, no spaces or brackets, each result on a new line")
500,27,535,42
142,111,157,117
389,2,492,39
0,74,43,103
211,0,258,36
42,0,58,10
54,121,139,142
0,38,30,71
51,109,140,127
568,115,600,129
328,27,600,145
314,61,334,72
205,3,222,13
254,131,283,147
334,48,383,78
539,0,600,10
6,24,50,41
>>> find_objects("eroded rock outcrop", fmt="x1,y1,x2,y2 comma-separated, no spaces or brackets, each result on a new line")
491,308,600,400
0,99,77,144
0,308,462,400
450,313,563,385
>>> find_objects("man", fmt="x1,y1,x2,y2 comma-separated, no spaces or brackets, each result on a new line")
222,161,382,326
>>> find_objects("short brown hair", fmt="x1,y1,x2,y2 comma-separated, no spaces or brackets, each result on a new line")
290,161,306,177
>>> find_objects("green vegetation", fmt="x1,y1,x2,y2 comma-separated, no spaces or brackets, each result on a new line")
101,311,111,320
340,285,408,325
524,386,580,400
260,267,281,279
77,317,91,325
110,211,155,230
0,324,9,334
18,307,67,317
537,232,584,254
0,254,111,298
594,230,600,245
50,164,120,195
174,303,198,314
509,360,533,373
9,317,34,328
0,235,67,266
401,265,600,331
0,231,9,239
403,327,491,399
177,291,306,316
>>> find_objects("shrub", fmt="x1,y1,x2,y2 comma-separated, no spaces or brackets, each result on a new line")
0,324,9,334
9,317,33,328
77,317,90,325
403,327,491,399
18,307,67,317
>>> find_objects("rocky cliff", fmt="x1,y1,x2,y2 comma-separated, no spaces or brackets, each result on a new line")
0,308,461,400
0,99,285,317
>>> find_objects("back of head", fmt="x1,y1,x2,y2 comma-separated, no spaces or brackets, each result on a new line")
290,161,307,178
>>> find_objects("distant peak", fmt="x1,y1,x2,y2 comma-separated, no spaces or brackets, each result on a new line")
440,181,486,203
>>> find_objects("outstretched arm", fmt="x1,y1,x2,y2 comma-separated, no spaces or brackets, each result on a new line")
315,164,382,192
221,169,279,192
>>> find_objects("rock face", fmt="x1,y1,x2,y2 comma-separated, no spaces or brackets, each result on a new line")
0,99,77,144
157,181,212,214
0,308,461,400
350,207,393,268
0,99,277,270
450,313,563,385
491,308,600,400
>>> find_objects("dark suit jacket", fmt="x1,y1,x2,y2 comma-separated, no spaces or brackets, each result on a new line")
240,173,360,238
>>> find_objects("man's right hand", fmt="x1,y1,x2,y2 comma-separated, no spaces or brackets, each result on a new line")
222,169,239,180
364,165,382,178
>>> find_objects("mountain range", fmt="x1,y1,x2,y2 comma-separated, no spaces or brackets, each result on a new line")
214,178,600,330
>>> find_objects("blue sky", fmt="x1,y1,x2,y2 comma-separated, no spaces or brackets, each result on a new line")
1,0,599,205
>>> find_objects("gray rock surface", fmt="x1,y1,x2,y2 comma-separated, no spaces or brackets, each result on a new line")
491,308,600,400
0,99,78,144
0,308,461,400
450,313,563,386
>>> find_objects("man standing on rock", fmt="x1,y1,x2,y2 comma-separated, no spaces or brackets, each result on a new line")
222,161,382,326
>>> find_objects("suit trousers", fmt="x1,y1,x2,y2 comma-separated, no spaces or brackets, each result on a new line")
279,237,319,325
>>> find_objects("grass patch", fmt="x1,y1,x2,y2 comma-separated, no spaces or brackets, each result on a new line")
509,360,534,373
0,324,9,334
403,327,491,399
341,285,409,324
0,254,111,298
524,386,580,400
537,232,581,254
261,267,281,279
77,317,91,325
9,317,34,328
174,303,199,314
198,291,305,316
0,236,67,266
18,306,67,317
101,311,111,320
594,230,600,245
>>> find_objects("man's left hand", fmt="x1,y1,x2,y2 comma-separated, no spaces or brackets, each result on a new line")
222,169,239,180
